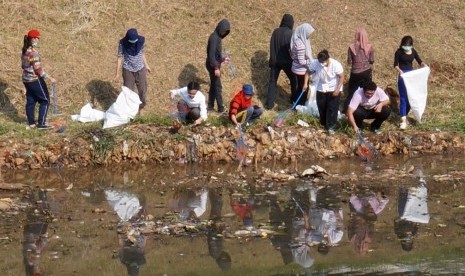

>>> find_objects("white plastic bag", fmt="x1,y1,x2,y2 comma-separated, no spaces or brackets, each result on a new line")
402,67,430,123
400,185,430,224
105,190,141,221
103,86,141,129
70,103,105,123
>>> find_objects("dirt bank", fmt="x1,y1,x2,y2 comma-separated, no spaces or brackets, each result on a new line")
1,124,464,170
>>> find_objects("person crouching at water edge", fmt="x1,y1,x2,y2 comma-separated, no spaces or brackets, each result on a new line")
346,80,391,135
170,81,208,125
229,84,263,128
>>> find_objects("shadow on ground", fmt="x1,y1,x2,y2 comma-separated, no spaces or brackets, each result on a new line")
0,79,22,122
177,64,207,87
86,80,119,110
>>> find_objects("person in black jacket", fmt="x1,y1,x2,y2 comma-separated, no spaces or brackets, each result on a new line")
265,14,296,110
206,19,231,113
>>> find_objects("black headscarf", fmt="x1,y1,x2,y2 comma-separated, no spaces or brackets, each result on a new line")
120,28,145,56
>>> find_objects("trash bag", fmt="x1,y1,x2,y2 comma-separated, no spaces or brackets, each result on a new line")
402,67,430,123
71,103,105,123
103,86,141,129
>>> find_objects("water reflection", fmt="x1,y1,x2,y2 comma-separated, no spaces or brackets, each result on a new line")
207,188,231,272
3,156,465,275
106,189,147,275
394,177,430,252
22,190,50,276
167,188,208,221
348,188,389,255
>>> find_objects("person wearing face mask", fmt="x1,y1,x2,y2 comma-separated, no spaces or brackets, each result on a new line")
21,29,57,130
169,81,208,125
206,19,231,113
347,80,391,134
114,28,151,114
290,23,315,107
394,35,427,130
309,50,344,135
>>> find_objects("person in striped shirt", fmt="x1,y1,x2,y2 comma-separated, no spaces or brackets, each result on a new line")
21,29,56,130
114,28,151,113
290,23,315,106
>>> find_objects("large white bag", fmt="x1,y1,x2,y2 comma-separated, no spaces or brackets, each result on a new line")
401,67,431,123
400,185,430,224
103,86,141,129
70,103,105,123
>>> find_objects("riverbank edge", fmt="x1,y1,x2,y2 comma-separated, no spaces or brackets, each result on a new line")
1,124,464,170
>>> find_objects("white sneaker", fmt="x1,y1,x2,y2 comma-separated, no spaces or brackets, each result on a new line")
400,122,407,130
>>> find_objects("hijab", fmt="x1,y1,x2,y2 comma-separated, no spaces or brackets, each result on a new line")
349,28,372,56
279,13,294,29
120,28,145,56
290,23,315,60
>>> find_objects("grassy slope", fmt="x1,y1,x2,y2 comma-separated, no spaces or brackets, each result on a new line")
1,0,465,131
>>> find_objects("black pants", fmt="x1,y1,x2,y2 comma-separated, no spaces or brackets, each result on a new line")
206,66,224,112
316,91,340,130
353,106,391,130
293,74,308,107
266,63,297,109
343,69,372,113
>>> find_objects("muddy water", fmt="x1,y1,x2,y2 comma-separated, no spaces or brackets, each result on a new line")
1,155,465,276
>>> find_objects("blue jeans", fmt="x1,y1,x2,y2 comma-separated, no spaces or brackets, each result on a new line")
398,69,412,117
23,78,50,126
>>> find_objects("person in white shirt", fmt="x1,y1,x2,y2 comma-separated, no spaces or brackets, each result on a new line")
170,81,208,125
309,50,344,135
347,80,391,134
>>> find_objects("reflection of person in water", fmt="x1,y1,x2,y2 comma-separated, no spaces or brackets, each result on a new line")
290,210,314,269
395,178,430,251
105,189,148,275
119,232,147,276
168,188,209,221
348,189,388,255
267,194,294,265
23,189,50,276
230,192,254,227
281,185,314,269
308,186,344,255
207,188,231,271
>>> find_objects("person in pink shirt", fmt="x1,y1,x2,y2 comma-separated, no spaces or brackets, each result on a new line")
343,28,374,113
347,80,390,134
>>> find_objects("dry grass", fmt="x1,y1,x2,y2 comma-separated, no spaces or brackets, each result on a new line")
1,0,465,130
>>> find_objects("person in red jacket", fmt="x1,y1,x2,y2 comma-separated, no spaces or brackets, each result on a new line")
229,84,263,127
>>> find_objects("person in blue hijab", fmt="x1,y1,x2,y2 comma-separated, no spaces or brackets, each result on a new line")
114,28,151,114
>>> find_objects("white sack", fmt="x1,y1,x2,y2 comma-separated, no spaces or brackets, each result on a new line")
296,84,319,117
401,67,431,123
105,190,141,221
400,185,430,224
70,103,105,123
103,86,141,129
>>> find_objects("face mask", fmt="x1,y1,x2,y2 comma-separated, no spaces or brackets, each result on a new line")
32,42,39,48
402,45,412,51
320,62,327,67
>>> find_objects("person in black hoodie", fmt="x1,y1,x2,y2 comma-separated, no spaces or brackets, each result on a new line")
266,14,296,110
206,19,231,113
